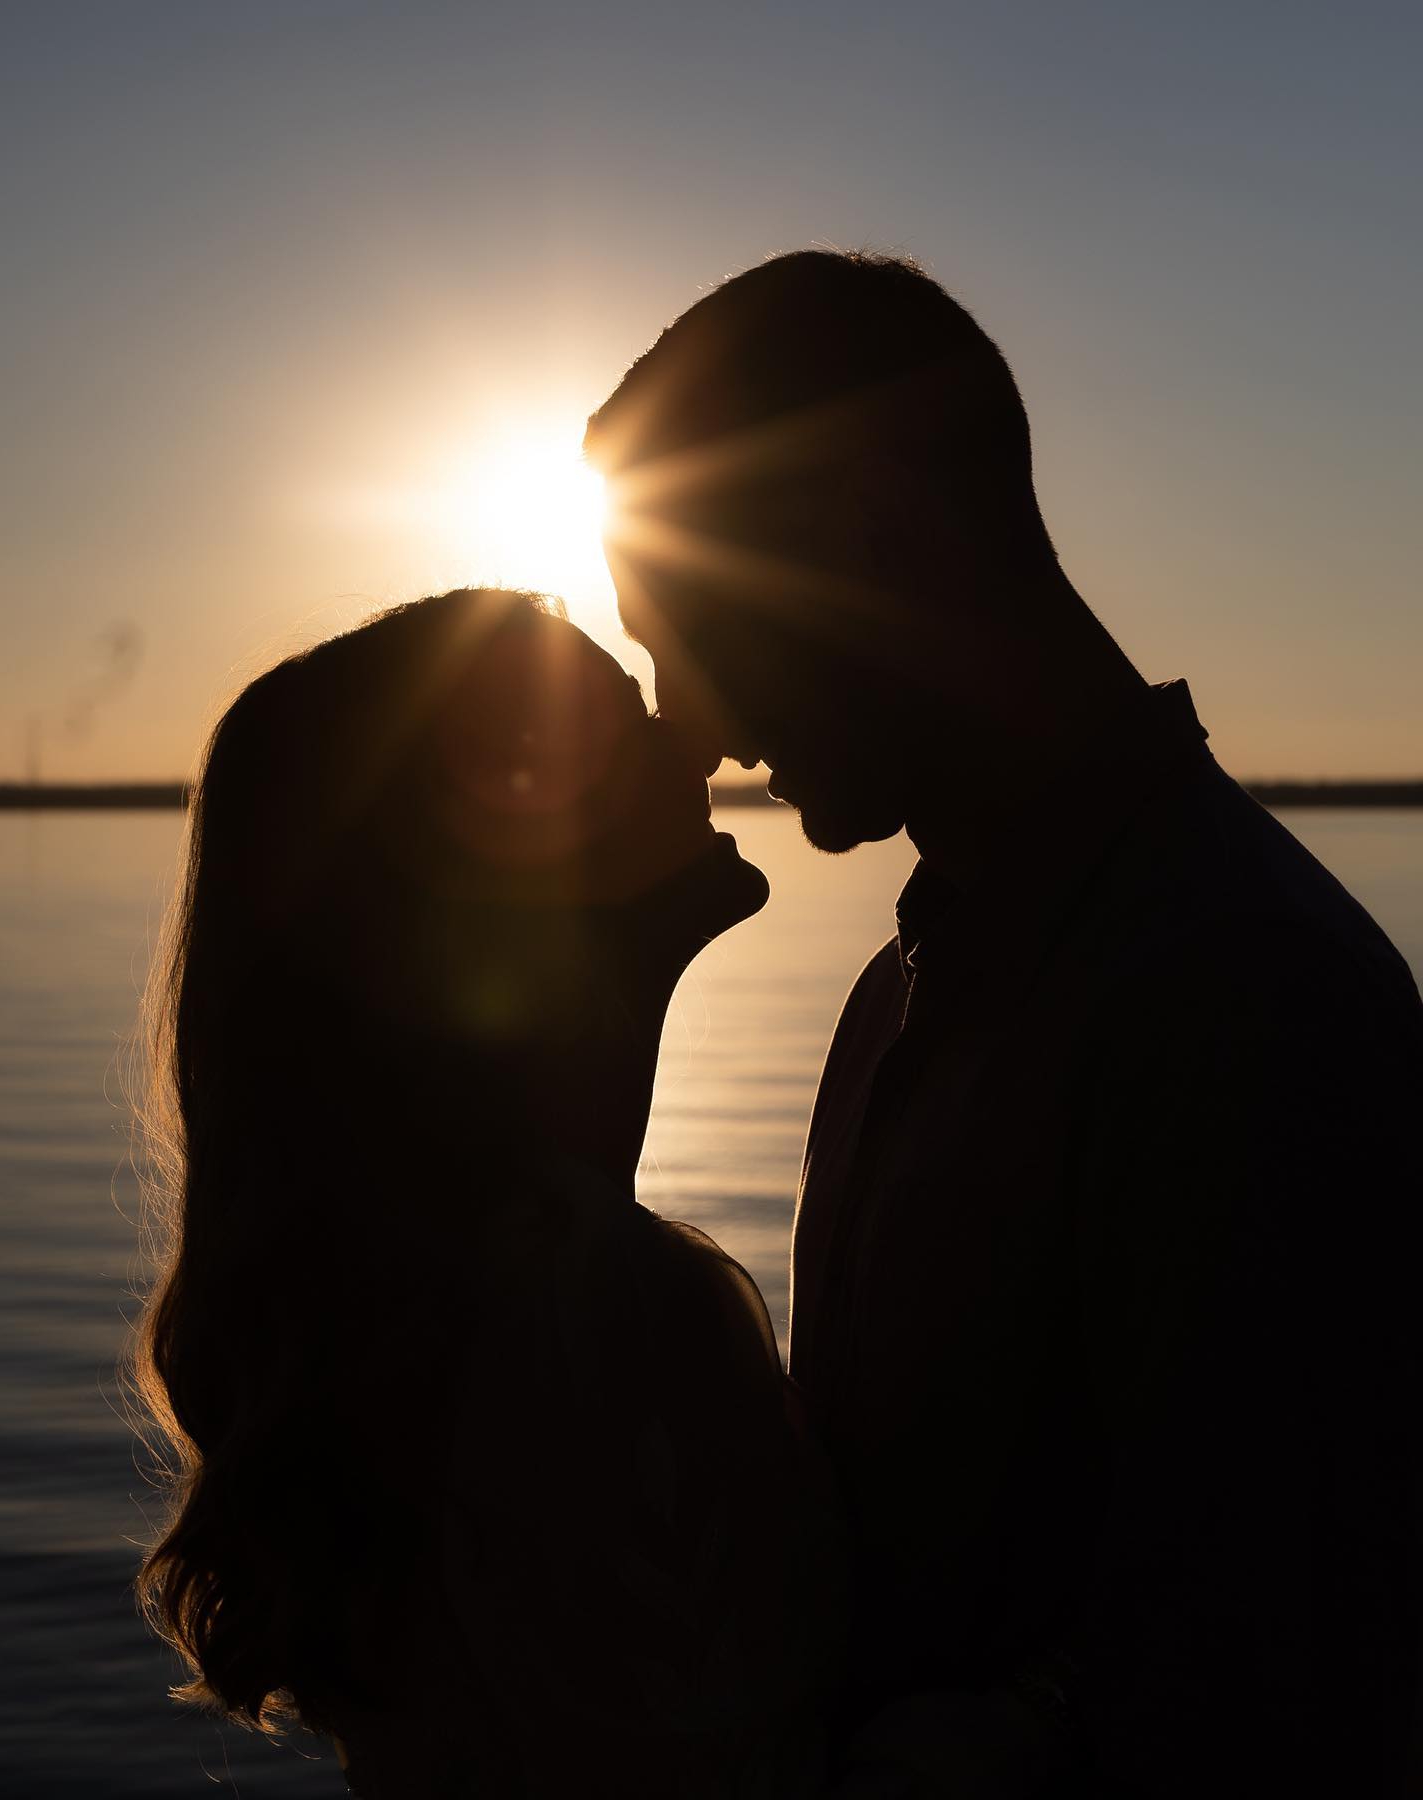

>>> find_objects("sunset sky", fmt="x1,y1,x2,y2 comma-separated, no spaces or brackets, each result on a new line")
3,1,1419,782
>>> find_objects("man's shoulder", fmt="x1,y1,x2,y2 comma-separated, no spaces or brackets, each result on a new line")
844,935,905,1007
804,939,906,1141
1087,759,1419,1019
825,937,906,1049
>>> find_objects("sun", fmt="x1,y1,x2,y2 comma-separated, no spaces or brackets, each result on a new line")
305,414,638,660
440,422,615,629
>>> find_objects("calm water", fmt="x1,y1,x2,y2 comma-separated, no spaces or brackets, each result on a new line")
2,805,1420,1796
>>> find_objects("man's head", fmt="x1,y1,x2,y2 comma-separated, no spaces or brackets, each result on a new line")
584,250,1061,852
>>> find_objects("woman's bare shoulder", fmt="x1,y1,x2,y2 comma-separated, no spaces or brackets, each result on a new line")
640,1212,782,1373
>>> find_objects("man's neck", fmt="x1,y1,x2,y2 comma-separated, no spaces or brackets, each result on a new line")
903,583,1148,889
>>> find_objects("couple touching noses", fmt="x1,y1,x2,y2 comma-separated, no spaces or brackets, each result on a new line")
136,251,1423,1798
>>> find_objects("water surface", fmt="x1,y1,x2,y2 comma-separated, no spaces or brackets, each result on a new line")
2,806,1418,1795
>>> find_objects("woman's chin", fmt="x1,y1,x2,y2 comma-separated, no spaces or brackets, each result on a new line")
703,831,770,932
634,831,768,956
585,832,768,977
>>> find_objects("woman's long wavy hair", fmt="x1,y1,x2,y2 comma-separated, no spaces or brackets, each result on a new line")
131,587,576,1733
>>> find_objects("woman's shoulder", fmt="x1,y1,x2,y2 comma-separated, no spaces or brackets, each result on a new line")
485,1157,779,1363
637,1212,785,1392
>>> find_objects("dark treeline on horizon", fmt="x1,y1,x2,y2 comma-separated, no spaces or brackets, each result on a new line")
3,779,1423,812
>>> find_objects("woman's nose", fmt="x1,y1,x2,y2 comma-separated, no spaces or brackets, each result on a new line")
645,715,714,790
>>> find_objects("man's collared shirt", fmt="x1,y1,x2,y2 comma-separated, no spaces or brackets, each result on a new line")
789,680,1423,1795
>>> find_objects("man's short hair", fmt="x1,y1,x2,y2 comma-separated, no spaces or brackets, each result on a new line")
584,249,1048,551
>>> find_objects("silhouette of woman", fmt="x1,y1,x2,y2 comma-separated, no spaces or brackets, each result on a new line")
132,588,844,1797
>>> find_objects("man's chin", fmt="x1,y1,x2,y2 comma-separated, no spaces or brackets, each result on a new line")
793,797,905,855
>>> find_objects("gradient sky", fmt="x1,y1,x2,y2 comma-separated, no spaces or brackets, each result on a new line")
3,0,1419,782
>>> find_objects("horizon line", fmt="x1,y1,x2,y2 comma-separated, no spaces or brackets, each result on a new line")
3,778,1423,812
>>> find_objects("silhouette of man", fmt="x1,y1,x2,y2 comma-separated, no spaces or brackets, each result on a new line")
585,251,1423,1797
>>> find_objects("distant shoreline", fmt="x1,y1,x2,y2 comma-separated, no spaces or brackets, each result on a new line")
3,779,1423,812
0,783,193,811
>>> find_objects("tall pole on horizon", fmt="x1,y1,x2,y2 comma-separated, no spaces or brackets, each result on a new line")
23,717,42,786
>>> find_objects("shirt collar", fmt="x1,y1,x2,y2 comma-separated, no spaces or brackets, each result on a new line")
894,859,961,978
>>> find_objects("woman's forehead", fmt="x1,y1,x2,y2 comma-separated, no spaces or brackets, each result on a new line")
443,613,645,756
553,618,646,713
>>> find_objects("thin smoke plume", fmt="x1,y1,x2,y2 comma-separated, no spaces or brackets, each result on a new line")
62,621,146,742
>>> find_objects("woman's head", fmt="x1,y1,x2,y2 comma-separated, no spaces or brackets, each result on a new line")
183,588,764,1059
134,587,766,1730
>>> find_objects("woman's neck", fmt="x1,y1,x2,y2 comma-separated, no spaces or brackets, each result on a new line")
538,962,681,1192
